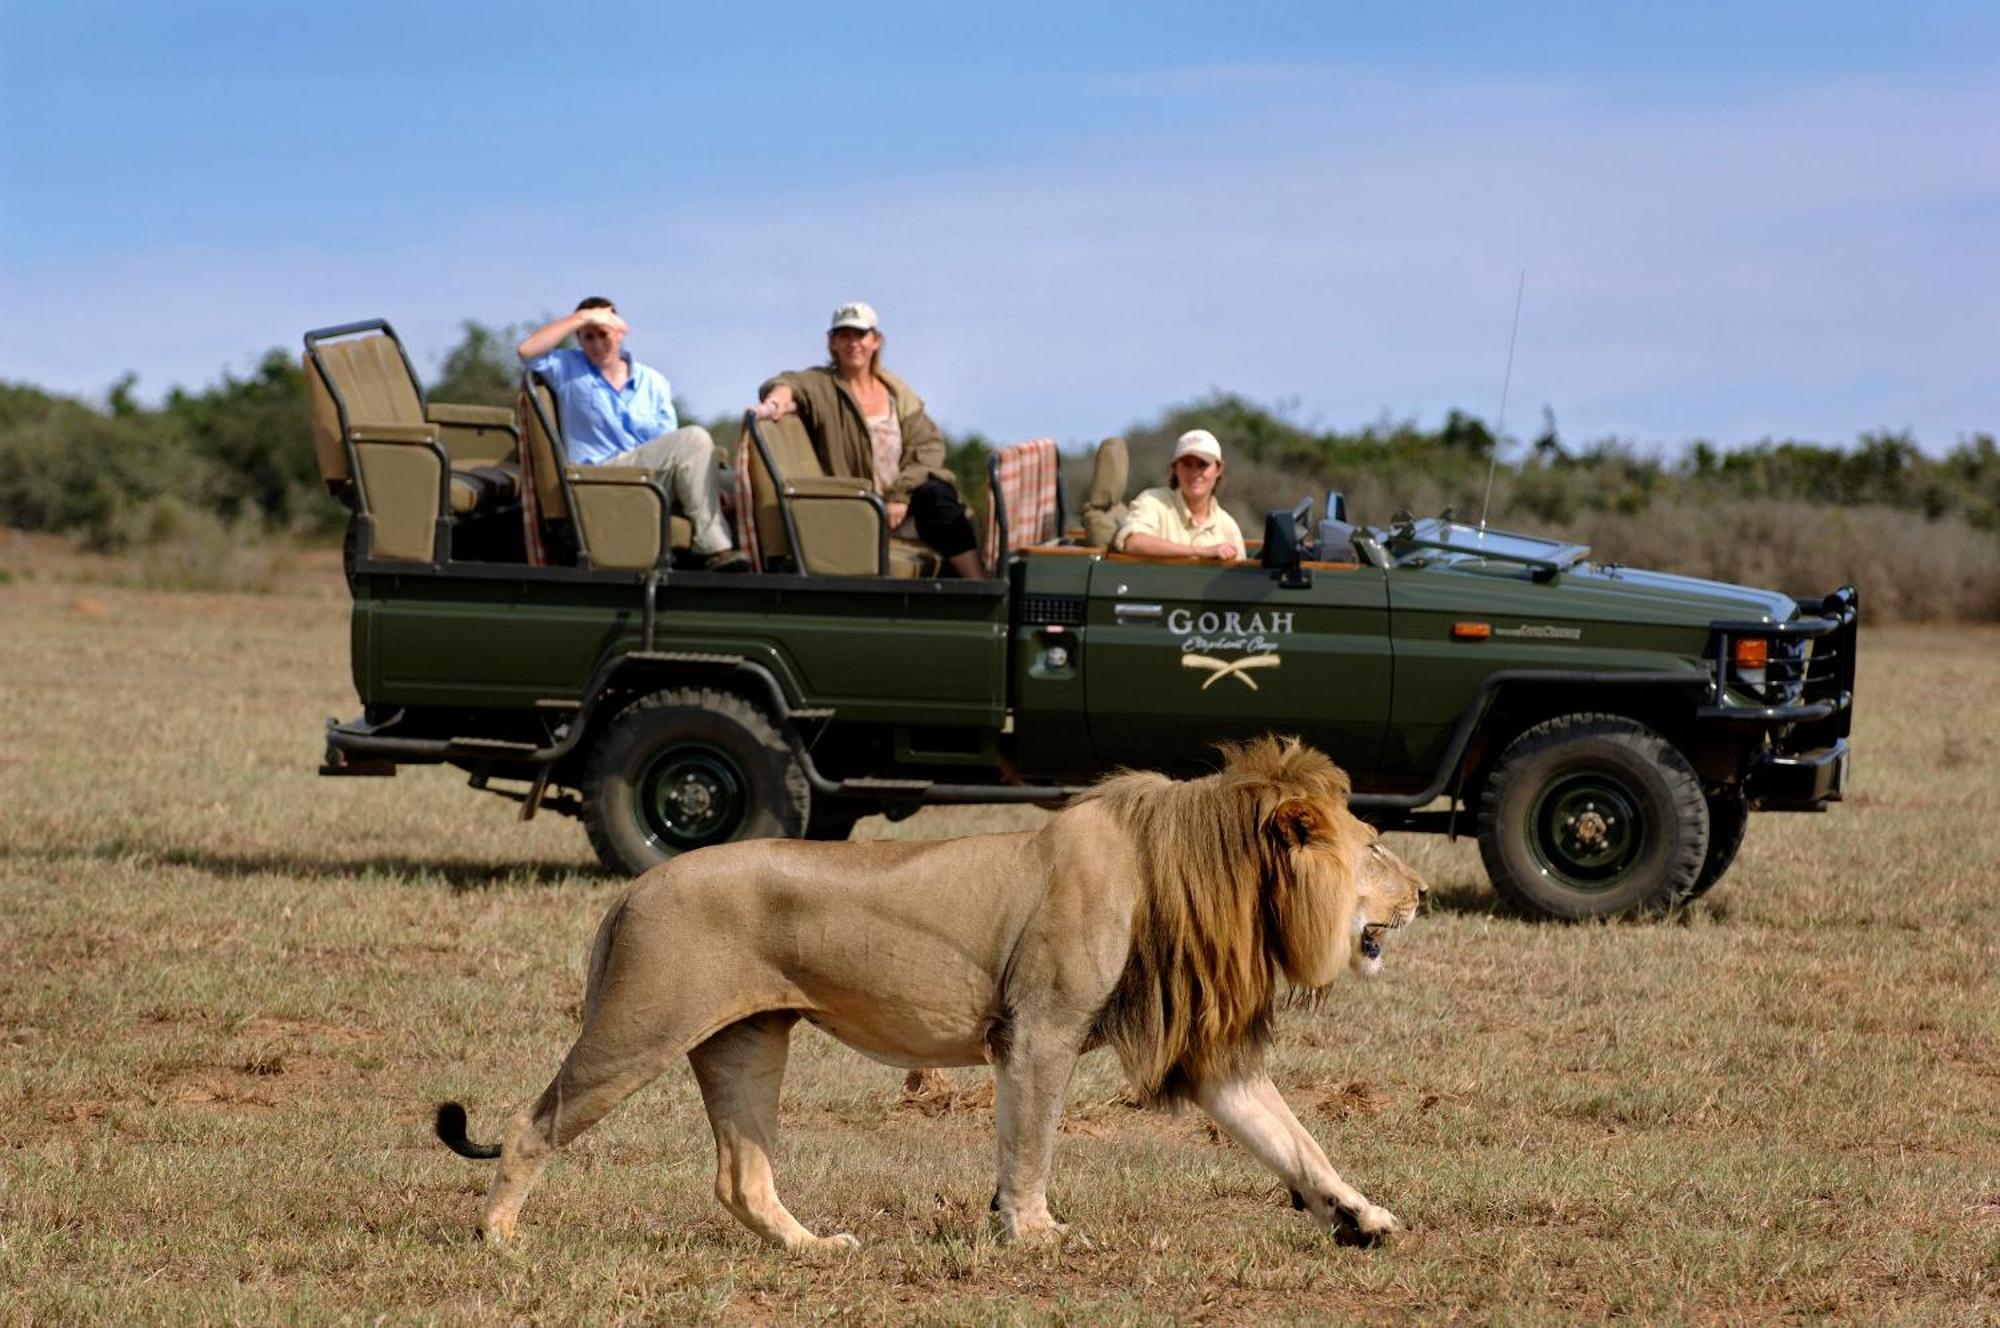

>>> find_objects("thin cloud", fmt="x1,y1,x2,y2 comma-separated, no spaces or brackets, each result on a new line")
4,70,1991,451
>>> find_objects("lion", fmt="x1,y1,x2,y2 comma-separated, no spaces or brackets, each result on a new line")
435,736,1427,1251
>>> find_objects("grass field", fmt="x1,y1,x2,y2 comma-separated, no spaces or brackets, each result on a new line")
1,539,1996,1325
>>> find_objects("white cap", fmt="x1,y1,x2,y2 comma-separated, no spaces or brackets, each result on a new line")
1173,429,1223,464
829,301,880,333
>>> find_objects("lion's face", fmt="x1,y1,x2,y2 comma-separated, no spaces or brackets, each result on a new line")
1268,793,1427,989
1347,826,1427,977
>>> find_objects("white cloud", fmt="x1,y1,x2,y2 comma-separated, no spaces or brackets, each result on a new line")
4,69,1993,451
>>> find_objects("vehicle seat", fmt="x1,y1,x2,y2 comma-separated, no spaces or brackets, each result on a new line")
1080,436,1129,548
303,319,522,564
739,411,914,576
519,374,689,570
984,438,1064,566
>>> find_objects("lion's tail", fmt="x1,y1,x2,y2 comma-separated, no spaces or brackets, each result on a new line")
434,1102,501,1160
432,900,628,1164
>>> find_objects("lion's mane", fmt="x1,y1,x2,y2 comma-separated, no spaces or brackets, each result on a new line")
1082,736,1362,1104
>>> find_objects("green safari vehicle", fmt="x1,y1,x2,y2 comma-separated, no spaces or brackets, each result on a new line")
305,318,1857,920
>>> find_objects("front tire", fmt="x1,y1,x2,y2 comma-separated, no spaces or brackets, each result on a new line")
581,687,808,877
1685,788,1749,900
1476,713,1709,920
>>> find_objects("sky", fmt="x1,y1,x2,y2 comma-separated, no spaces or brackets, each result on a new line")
2,1,1995,454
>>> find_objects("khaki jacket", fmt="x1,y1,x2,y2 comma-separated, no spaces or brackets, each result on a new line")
759,365,957,503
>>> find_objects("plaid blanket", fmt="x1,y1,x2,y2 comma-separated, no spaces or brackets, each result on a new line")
984,438,1060,561
733,430,762,570
518,412,548,567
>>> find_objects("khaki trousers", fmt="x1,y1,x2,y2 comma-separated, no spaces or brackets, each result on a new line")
618,425,732,555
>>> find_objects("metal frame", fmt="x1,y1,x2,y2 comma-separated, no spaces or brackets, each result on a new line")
1703,586,1858,726
1382,517,1589,580
742,410,891,576
324,650,1072,814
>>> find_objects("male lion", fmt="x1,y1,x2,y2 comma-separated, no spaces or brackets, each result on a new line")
436,737,1426,1250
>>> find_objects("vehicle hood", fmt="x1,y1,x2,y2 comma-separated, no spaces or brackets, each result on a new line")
1563,562,1797,623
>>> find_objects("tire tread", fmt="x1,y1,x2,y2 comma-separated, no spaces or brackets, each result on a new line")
1475,711,1708,919
581,686,808,876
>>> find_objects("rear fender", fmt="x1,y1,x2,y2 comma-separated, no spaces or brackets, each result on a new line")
550,652,810,786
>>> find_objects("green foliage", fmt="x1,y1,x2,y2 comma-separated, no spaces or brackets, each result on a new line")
3,328,1997,607
429,321,526,409
1118,390,2000,540
945,432,994,533
0,381,208,550
163,351,328,532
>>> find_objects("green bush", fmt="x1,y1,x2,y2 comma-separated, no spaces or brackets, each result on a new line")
0,384,209,550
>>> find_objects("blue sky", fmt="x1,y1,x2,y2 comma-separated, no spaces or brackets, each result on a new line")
3,1,1995,452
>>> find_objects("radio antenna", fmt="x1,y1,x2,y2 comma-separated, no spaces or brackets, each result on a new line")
1478,269,1526,531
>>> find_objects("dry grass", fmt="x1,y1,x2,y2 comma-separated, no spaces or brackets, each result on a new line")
1,538,1996,1325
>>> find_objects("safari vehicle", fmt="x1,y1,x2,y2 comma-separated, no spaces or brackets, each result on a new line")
305,318,1857,920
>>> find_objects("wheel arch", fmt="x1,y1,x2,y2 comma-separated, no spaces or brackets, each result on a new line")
1454,675,1710,807
577,676,812,875
553,650,811,787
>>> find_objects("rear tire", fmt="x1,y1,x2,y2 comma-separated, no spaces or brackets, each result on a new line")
1476,713,1709,920
581,687,808,877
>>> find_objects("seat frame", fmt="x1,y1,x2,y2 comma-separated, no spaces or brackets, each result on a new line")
521,370,676,572
304,318,457,566
742,410,892,576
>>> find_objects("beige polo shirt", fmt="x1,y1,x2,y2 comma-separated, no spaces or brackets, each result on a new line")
1112,486,1246,554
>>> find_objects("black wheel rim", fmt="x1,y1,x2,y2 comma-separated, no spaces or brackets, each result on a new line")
1527,770,1647,892
636,744,748,851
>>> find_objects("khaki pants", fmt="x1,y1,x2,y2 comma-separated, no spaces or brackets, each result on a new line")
619,425,732,555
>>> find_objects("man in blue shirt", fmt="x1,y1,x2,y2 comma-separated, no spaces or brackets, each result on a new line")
517,298,748,571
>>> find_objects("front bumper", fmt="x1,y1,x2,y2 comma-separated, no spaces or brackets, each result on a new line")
1745,737,1849,811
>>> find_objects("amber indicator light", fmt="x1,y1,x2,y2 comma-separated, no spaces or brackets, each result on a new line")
1732,638,1769,668
1452,622,1492,641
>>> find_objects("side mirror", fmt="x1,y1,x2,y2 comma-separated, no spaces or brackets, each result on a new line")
1261,497,1315,588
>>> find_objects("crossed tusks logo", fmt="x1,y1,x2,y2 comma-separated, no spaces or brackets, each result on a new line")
1181,652,1282,690
1165,608,1294,693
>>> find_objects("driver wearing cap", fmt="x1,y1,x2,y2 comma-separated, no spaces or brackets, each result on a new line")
1113,429,1245,561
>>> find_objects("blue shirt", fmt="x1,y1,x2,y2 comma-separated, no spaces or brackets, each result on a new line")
527,348,679,465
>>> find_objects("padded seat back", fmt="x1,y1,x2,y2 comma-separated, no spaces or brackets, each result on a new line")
1081,435,1130,548
304,332,427,486
745,414,823,563
740,413,889,575
304,322,446,563
520,378,572,520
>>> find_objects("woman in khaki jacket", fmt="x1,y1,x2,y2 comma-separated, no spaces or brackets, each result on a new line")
754,302,985,578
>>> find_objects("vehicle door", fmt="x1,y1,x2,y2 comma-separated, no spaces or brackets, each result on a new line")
1081,556,1391,775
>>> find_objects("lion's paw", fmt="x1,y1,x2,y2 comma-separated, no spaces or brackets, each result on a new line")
793,1231,862,1257
1330,1202,1400,1248
475,1215,520,1249
999,1214,1085,1248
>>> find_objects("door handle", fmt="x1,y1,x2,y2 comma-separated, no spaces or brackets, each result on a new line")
1113,603,1163,620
